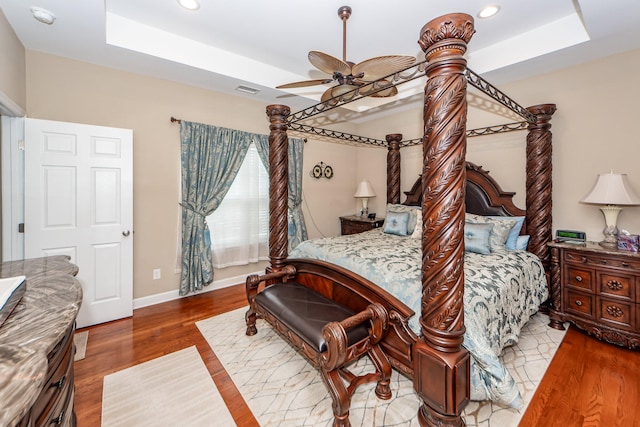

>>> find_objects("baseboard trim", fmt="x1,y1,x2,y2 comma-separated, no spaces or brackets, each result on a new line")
132,271,261,310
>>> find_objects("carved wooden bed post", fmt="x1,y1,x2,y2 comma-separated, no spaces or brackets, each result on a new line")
525,104,556,273
386,133,402,204
266,104,291,272
416,14,475,427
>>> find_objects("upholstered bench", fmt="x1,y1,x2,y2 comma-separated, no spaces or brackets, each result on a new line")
245,267,392,427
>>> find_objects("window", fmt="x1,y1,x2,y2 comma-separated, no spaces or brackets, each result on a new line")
207,143,269,268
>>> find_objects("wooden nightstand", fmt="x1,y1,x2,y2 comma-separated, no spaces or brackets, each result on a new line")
548,241,640,349
339,215,385,235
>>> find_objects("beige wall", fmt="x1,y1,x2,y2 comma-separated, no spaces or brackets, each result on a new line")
16,42,640,301
302,138,358,238
500,49,640,241
24,51,359,300
0,8,26,111
360,48,640,243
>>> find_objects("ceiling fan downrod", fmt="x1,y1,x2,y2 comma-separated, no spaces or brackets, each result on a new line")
338,6,352,63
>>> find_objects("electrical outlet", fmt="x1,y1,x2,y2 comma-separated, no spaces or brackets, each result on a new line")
153,269,161,280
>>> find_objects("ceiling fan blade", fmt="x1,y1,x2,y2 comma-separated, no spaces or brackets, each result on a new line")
309,51,352,76
320,84,359,103
276,78,334,89
370,84,398,98
352,55,416,81
357,79,398,97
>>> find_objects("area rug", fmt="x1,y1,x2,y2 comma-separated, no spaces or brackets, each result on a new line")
74,331,88,361
197,307,566,427
101,346,236,427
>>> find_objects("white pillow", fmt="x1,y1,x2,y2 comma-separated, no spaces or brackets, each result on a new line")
411,213,423,238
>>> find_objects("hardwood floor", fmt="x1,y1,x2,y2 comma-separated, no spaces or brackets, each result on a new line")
74,284,640,426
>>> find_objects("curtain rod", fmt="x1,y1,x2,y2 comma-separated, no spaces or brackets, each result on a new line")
171,116,307,142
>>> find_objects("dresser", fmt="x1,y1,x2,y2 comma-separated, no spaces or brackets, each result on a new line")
339,215,385,235
548,241,640,349
0,256,82,427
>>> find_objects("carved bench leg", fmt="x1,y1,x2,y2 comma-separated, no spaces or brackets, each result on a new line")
321,368,352,427
245,274,260,336
368,344,392,400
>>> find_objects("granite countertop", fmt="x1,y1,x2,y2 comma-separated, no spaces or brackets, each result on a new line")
0,256,82,427
548,240,640,257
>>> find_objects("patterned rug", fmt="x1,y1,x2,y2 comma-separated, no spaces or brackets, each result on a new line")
197,307,566,427
101,346,235,426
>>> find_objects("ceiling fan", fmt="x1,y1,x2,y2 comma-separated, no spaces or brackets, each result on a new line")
276,6,416,102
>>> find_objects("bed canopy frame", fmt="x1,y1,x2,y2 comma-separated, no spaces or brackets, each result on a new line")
263,13,555,426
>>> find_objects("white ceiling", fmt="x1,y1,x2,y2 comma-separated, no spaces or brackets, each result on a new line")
2,0,640,117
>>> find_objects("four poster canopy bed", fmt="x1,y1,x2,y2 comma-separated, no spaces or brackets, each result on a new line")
245,12,556,427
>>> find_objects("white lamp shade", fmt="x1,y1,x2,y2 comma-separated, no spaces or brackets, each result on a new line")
354,180,376,198
580,173,640,205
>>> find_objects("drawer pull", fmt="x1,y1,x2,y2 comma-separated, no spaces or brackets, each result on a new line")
581,256,587,263
600,259,608,264
50,409,65,425
622,262,630,268
606,280,623,291
50,375,66,389
575,276,583,282
606,305,624,318
575,300,583,306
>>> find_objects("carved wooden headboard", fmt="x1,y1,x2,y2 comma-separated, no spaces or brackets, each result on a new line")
401,162,527,232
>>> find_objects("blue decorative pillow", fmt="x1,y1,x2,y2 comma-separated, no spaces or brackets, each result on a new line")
488,216,525,251
464,222,494,255
515,235,530,251
465,213,517,253
386,204,420,234
383,211,411,236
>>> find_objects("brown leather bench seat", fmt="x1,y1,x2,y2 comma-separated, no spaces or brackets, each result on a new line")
255,282,369,353
245,267,392,427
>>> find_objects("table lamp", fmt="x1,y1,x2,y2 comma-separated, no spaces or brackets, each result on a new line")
580,172,640,248
354,180,375,217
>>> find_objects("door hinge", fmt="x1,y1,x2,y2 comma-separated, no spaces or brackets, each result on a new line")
18,223,24,233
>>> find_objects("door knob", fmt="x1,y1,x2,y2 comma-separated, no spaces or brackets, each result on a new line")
122,230,131,237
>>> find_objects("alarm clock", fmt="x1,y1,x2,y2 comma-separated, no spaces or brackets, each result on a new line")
555,229,586,243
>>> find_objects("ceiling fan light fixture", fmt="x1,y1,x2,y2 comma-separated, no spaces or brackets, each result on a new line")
178,0,200,11
277,5,415,101
478,5,500,19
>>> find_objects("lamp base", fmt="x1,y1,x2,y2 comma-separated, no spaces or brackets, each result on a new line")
359,198,369,218
599,205,622,249
598,240,618,249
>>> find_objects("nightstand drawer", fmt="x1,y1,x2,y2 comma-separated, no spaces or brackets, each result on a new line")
564,289,594,318
565,250,640,271
597,297,634,330
565,266,594,292
598,273,634,300
339,216,384,235
343,221,373,234
549,241,640,349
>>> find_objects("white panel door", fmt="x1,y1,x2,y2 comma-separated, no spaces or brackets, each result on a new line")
24,118,133,328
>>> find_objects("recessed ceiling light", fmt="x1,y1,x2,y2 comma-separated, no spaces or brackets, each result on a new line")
30,6,56,25
178,0,200,10
478,5,500,19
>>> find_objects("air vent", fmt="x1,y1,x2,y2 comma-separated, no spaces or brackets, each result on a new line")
235,85,260,95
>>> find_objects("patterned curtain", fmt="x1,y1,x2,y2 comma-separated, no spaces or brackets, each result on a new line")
179,121,251,295
254,136,308,250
